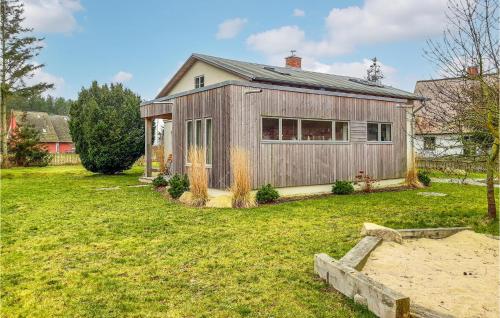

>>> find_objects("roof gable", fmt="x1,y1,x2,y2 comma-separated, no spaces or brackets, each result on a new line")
11,111,72,143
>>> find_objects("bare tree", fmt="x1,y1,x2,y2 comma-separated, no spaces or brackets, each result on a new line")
421,0,499,218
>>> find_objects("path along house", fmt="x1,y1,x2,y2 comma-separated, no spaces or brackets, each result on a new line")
141,53,424,189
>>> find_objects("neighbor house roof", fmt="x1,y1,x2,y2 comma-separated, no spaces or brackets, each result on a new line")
11,110,72,143
156,53,423,101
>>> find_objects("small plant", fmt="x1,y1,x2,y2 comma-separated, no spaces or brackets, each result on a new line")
417,170,431,186
230,148,255,208
332,180,354,195
256,184,280,204
354,170,376,193
168,174,189,199
152,175,168,188
187,147,208,207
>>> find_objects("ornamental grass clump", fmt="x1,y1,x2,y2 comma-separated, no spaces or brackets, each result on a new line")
230,148,255,208
187,147,208,207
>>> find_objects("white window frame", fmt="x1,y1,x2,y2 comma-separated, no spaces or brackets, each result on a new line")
194,75,205,89
367,122,392,143
204,117,213,167
261,116,350,143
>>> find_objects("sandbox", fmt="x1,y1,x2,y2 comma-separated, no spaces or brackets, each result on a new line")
314,225,499,318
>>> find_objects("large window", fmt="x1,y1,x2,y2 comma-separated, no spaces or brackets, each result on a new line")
186,118,212,165
302,120,332,141
261,117,349,142
195,119,202,147
262,118,280,140
335,121,349,141
205,118,212,165
195,75,204,89
367,122,392,142
282,119,299,140
186,120,193,162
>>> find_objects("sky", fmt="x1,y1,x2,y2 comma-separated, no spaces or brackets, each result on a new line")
22,0,450,100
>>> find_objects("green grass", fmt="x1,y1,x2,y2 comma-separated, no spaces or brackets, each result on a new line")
1,166,498,317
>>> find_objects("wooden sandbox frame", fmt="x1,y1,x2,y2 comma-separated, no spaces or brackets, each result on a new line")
314,227,472,318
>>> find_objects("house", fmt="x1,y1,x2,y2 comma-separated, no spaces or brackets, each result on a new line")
9,110,75,154
141,53,423,189
413,67,481,158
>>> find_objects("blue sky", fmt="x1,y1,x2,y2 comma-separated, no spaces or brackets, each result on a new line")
24,0,448,100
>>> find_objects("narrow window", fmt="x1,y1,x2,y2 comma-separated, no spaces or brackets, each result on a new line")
195,75,205,89
186,120,193,162
380,123,392,141
282,119,299,140
335,122,349,141
262,118,280,140
367,123,379,141
195,119,202,147
423,136,436,150
301,120,332,141
205,118,212,165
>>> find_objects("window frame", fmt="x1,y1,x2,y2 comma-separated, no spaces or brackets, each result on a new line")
423,136,436,150
204,117,213,166
194,75,205,89
260,116,350,143
185,120,193,163
367,122,393,143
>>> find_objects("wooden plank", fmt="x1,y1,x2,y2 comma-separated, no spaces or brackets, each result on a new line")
314,253,410,318
339,236,382,270
398,227,471,239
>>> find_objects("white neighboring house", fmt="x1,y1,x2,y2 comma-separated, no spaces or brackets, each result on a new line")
413,71,478,158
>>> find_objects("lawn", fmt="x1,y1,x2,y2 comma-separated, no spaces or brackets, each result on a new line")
1,166,498,318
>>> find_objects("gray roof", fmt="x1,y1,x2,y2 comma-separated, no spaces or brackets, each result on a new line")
188,53,422,100
11,110,72,143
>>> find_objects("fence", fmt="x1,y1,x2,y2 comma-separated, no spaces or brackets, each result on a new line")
417,157,487,172
49,153,81,166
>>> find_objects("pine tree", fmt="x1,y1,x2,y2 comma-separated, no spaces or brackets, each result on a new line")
8,112,52,166
0,0,53,166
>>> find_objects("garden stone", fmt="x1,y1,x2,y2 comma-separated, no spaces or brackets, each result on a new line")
361,223,402,244
96,186,120,191
418,192,447,197
206,195,233,208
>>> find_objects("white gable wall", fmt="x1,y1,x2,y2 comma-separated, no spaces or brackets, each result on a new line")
167,60,246,96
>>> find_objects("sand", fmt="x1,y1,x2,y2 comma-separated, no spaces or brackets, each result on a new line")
361,230,499,318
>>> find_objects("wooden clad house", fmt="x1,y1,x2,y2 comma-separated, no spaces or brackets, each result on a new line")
141,53,423,189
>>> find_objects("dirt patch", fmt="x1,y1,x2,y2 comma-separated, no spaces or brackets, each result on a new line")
362,230,499,317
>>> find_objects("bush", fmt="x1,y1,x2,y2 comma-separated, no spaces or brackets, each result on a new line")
230,148,255,208
8,112,52,167
332,181,354,195
168,174,189,199
417,170,431,186
152,175,168,188
256,184,280,204
187,147,208,207
69,81,144,174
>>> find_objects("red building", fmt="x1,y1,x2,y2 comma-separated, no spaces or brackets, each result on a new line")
9,110,75,154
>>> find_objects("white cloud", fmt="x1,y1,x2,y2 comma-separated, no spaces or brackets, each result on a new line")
247,0,447,58
112,71,133,83
23,0,83,33
292,9,305,17
216,17,248,40
24,65,66,97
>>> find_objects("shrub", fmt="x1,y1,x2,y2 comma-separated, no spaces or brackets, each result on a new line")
332,181,354,195
187,147,208,207
230,148,255,208
152,175,168,188
256,184,280,204
355,170,377,193
69,81,144,174
168,174,189,199
417,170,431,186
8,112,52,167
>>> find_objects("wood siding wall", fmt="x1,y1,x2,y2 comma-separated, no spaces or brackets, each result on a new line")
228,85,408,188
170,86,231,188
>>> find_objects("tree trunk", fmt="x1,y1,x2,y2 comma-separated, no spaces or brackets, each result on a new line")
0,92,7,166
486,142,498,219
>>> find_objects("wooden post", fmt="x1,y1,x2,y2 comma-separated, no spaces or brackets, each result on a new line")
145,118,153,177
